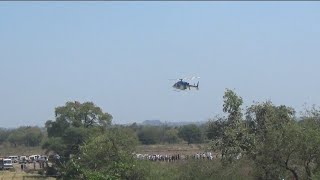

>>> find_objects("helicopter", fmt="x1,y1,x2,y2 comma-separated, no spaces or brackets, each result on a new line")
171,77,200,91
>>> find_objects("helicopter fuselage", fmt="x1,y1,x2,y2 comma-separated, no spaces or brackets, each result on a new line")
172,79,199,90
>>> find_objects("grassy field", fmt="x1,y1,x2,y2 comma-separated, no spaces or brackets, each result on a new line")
136,143,254,179
0,171,55,180
144,158,254,180
135,143,211,155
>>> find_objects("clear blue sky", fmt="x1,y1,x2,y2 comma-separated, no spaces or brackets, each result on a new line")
1,2,320,128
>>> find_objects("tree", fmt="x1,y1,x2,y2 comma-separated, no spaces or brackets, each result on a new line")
206,117,227,140
298,108,320,180
7,129,24,147
223,88,243,125
43,101,112,170
212,89,251,163
46,101,112,138
178,124,203,145
163,128,180,144
7,126,43,147
137,126,162,145
246,101,302,179
62,128,148,180
0,128,10,145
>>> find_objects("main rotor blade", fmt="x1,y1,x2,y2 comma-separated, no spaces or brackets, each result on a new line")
190,76,200,80
169,76,200,81
183,76,200,80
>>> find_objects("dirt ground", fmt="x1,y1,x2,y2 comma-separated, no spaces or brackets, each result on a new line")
0,162,54,180
13,161,48,172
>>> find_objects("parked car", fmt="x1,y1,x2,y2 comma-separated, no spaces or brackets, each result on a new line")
8,156,18,163
38,155,48,162
28,155,40,163
0,158,14,170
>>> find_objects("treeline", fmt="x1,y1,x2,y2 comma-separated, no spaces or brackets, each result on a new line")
0,126,45,147
126,123,205,145
0,122,207,149
0,120,208,149
2,89,320,179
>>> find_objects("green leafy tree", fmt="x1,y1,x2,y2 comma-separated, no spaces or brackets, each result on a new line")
163,128,180,144
137,126,162,145
7,126,43,147
178,124,203,145
0,128,10,144
62,128,148,180
212,89,252,163
298,107,320,179
7,129,24,147
206,117,227,140
223,88,243,124
24,126,43,146
246,101,302,179
43,101,112,168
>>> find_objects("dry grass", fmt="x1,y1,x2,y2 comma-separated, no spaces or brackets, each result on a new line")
136,143,211,155
0,171,55,180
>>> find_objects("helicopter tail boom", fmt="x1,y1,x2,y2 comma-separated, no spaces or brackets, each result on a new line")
189,81,199,90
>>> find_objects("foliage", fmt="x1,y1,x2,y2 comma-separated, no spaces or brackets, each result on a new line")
62,128,148,180
298,110,320,179
45,101,112,138
223,88,243,124
206,117,227,141
42,101,113,176
132,124,181,145
137,126,162,145
44,101,111,147
0,128,10,144
163,128,180,144
211,89,320,180
178,124,203,144
245,102,301,179
6,126,43,147
211,89,251,164
145,158,254,180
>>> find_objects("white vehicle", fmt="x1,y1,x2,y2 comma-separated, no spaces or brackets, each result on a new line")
8,156,19,163
28,155,40,162
19,156,28,164
0,158,14,170
38,155,48,162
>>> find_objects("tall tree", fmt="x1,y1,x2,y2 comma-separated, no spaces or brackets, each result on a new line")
212,89,252,163
62,128,148,180
43,101,112,165
246,102,301,179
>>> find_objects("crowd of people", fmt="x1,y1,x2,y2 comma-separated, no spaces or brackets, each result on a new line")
134,152,215,162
